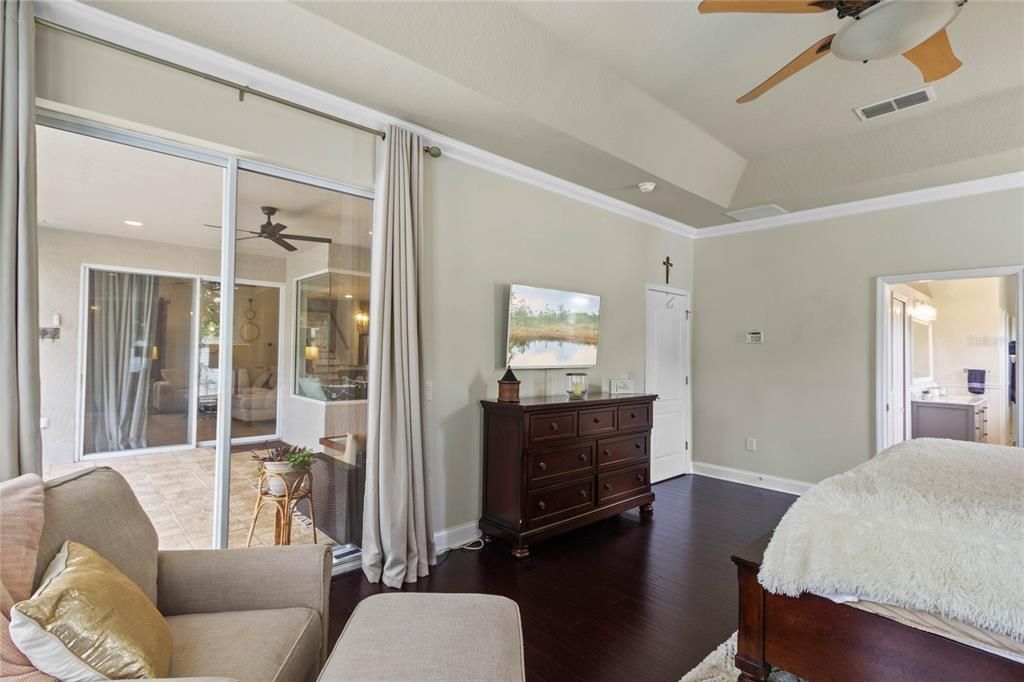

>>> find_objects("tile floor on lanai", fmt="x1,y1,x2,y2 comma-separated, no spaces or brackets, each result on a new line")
45,449,335,550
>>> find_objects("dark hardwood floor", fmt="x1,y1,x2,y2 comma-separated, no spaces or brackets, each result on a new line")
328,474,795,681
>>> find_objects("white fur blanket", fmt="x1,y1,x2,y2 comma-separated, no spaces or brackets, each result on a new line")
759,438,1024,641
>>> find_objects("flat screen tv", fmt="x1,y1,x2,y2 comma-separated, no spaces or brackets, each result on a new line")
506,284,600,369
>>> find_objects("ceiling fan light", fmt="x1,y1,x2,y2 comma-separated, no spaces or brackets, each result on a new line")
831,0,963,62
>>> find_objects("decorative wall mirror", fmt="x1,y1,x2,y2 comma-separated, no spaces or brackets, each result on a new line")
240,298,261,342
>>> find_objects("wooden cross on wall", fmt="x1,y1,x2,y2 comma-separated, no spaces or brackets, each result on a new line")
662,256,673,285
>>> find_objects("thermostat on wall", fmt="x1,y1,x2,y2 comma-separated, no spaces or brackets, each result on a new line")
746,331,764,344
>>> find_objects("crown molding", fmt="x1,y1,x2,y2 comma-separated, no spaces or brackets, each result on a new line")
33,0,698,239
695,171,1024,239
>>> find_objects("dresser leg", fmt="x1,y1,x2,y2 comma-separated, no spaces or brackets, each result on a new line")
639,502,654,517
511,543,530,559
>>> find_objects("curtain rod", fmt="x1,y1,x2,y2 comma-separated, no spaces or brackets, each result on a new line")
35,17,387,140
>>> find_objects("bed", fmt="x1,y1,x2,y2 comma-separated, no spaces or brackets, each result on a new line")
733,438,1024,681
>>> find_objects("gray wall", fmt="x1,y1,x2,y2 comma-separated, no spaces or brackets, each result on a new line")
692,188,1024,484
421,156,693,530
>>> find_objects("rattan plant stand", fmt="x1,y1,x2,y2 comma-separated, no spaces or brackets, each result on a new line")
245,464,317,546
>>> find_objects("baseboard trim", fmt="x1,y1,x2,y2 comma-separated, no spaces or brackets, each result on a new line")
692,461,813,496
433,521,482,553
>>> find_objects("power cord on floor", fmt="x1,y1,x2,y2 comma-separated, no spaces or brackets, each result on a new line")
435,536,486,567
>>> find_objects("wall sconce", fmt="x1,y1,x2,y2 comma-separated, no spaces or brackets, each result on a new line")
304,345,320,361
151,345,160,360
355,311,370,335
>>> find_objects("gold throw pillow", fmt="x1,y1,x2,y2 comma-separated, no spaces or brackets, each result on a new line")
10,540,172,680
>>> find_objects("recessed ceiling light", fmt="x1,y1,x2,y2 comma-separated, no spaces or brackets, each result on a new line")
344,294,354,299
637,182,656,193
123,220,144,226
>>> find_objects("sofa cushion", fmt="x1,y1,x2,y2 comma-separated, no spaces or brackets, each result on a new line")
166,607,320,682
161,368,188,388
323,593,525,681
36,468,158,604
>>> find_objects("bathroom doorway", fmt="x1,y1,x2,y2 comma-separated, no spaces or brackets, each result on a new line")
877,267,1023,452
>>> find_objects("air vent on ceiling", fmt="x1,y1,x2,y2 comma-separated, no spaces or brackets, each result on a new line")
854,86,936,121
724,203,789,222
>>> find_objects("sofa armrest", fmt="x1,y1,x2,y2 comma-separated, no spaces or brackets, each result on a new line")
158,545,331,664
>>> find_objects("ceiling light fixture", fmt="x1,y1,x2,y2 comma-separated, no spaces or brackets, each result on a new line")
123,220,143,226
638,182,657,193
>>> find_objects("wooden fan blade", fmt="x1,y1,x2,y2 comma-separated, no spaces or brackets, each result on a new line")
698,0,834,14
903,28,961,83
737,33,834,103
280,234,333,244
267,234,298,252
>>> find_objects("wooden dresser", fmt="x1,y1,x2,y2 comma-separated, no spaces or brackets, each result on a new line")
479,393,657,558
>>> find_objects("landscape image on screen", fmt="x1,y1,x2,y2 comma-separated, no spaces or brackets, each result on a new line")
507,284,600,369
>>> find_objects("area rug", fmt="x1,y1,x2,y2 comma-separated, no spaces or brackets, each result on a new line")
680,633,803,682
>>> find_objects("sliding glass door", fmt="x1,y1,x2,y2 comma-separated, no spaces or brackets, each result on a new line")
83,270,196,455
37,115,375,566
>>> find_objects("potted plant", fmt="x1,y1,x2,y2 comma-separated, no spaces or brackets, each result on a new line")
251,445,316,496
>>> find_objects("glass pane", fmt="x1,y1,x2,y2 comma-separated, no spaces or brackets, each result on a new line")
295,272,370,402
36,125,225,550
230,169,372,557
83,270,195,453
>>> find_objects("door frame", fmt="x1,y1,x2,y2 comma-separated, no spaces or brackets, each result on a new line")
875,265,1024,453
643,283,693,478
886,290,911,446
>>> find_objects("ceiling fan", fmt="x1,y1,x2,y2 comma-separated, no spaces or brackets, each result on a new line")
699,0,966,103
204,206,332,252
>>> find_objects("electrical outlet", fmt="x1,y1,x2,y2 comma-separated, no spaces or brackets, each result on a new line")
40,417,49,430
745,437,757,452
425,381,433,402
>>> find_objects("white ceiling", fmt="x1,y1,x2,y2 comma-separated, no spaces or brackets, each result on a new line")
36,126,374,255
82,0,1024,226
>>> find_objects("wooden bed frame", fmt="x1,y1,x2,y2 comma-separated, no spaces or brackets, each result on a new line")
732,534,1024,682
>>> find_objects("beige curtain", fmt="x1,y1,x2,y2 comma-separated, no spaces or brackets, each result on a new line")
0,0,41,481
362,125,435,588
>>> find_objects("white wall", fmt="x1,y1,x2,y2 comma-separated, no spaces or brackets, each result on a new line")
422,156,693,530
693,189,1024,484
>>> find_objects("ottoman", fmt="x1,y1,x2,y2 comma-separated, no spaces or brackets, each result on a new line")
320,593,525,681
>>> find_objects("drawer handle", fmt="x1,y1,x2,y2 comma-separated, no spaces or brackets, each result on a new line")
537,501,547,510
604,483,612,491
603,449,611,457
549,422,559,432
579,453,588,462
636,474,645,483
593,417,601,424
634,442,642,449
629,412,637,419
538,462,547,471
579,489,588,498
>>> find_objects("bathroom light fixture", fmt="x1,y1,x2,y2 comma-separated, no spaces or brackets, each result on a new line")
123,220,143,226
638,182,657,193
911,301,937,322
344,294,354,299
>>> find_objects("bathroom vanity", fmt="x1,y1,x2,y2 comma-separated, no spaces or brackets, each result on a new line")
911,396,988,443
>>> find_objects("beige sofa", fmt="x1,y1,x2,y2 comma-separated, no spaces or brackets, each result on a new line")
36,468,330,682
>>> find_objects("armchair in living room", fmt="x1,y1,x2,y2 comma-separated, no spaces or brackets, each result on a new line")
34,468,330,682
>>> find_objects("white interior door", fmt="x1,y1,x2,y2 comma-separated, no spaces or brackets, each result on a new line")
645,286,690,482
887,293,909,446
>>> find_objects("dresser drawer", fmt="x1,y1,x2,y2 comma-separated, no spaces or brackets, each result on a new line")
527,443,595,488
597,464,649,505
526,478,594,527
618,404,650,431
528,411,577,444
579,407,616,436
597,433,648,470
